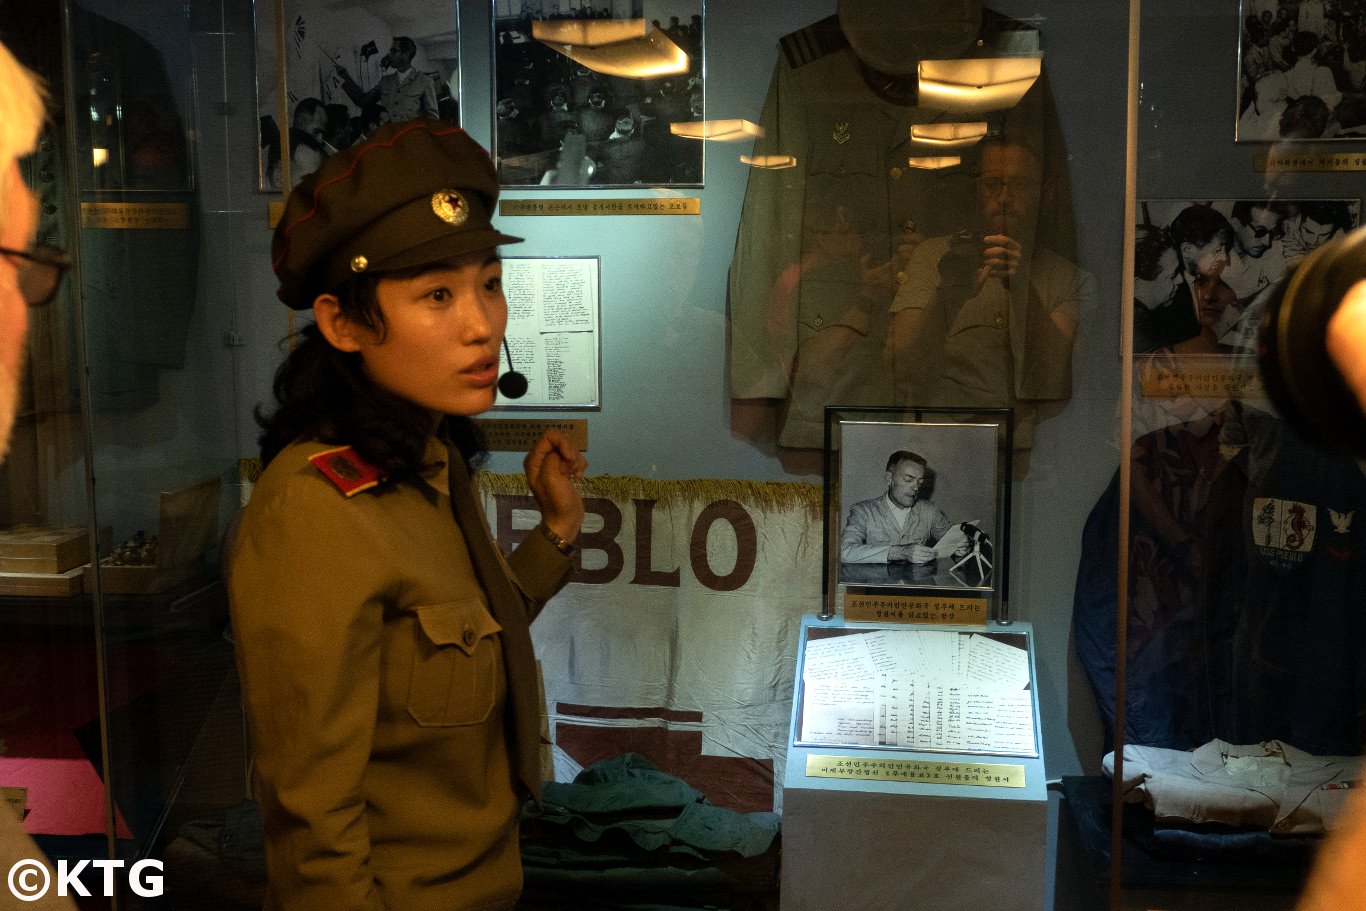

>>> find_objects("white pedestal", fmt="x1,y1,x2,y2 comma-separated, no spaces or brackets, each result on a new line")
780,616,1048,911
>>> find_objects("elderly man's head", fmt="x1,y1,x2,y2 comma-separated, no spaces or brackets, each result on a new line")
0,43,49,460
884,450,930,508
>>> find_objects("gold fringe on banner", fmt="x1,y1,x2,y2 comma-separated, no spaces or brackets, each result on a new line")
474,473,824,517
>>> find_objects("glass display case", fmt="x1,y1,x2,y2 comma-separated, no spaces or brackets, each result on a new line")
1067,3,1366,909
4,0,1362,908
1,0,255,906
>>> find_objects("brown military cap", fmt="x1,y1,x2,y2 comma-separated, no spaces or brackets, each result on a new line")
272,119,522,308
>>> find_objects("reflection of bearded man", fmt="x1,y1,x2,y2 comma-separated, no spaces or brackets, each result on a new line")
883,139,1088,451
974,141,1042,283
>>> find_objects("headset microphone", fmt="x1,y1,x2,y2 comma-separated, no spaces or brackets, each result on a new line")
497,337,529,399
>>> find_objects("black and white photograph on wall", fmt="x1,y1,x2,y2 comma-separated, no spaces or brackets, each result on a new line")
254,0,462,190
492,0,704,187
1133,197,1361,355
826,409,1009,595
1237,0,1366,140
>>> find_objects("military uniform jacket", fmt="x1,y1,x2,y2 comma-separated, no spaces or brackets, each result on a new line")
886,237,1089,449
229,437,574,911
727,10,1077,450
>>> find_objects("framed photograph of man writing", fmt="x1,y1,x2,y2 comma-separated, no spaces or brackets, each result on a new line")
253,0,462,190
492,0,705,187
824,407,1013,613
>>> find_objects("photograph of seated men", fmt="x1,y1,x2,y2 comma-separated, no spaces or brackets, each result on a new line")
839,450,968,565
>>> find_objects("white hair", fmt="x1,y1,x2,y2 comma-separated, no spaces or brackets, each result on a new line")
0,40,48,205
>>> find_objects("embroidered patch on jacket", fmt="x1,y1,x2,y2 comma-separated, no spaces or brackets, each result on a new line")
309,446,383,497
1328,508,1354,534
1252,497,1316,568
1326,507,1356,560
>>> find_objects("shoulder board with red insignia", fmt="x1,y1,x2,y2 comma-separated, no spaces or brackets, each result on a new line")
309,445,384,497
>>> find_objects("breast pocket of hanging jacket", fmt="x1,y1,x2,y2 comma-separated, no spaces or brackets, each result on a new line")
407,599,504,726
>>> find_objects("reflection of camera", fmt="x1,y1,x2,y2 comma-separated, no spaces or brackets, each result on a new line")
1258,225,1366,454
939,230,984,286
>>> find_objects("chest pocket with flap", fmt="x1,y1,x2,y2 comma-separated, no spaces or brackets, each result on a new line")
408,599,503,727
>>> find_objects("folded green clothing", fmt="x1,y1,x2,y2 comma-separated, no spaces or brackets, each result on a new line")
531,753,781,858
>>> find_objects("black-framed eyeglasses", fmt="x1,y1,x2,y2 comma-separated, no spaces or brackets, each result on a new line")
0,244,70,307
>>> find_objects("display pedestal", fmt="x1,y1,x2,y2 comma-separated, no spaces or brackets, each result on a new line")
780,615,1048,911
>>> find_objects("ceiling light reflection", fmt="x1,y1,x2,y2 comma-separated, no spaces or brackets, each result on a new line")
910,121,989,149
917,58,1042,114
671,119,763,141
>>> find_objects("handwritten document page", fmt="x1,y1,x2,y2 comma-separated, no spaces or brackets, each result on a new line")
497,257,599,407
800,629,1037,756
801,679,877,745
798,636,876,744
964,633,1030,690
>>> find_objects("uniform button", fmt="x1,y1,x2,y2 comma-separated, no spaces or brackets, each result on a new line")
43,203,57,215
889,166,903,180
837,165,847,176
462,626,477,648
39,138,53,152
901,220,916,231
896,271,908,285
39,170,54,183
813,315,825,329
994,316,1004,328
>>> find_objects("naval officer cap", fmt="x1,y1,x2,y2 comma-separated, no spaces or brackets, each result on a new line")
272,119,523,309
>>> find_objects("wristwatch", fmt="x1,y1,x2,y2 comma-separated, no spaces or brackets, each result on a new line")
538,522,576,556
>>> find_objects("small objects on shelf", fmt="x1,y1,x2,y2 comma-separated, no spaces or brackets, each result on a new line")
102,531,159,567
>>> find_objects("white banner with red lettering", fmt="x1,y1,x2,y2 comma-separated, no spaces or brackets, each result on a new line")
478,474,822,813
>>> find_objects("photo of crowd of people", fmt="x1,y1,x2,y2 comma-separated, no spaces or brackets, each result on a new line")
1238,0,1366,140
254,0,461,189
1133,197,1361,355
493,1,704,187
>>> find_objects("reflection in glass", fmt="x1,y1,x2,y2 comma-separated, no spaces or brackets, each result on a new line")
670,118,762,140
917,57,1042,114
906,155,962,170
910,121,988,149
532,18,648,47
740,154,797,169
545,27,689,79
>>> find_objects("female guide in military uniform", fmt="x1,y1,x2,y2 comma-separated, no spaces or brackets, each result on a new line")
228,120,586,910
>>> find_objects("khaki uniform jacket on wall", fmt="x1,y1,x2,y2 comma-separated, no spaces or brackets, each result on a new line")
728,10,1079,450
229,438,574,911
